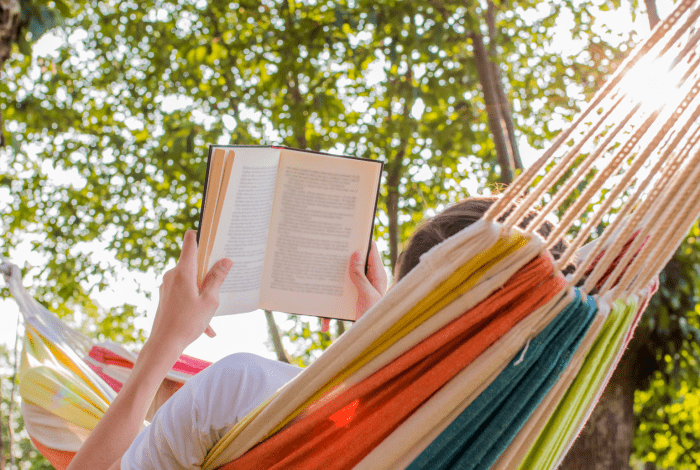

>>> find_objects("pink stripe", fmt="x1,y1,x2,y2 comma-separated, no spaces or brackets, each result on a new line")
87,346,211,381
86,362,124,393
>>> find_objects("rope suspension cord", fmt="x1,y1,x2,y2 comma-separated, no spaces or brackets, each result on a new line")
525,60,695,247
484,0,699,224
585,120,700,294
616,160,700,296
553,81,700,264
477,0,700,303
568,111,700,291
487,0,699,232
561,55,700,270
579,78,700,292
562,96,700,281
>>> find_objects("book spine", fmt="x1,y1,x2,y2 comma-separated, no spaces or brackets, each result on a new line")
197,145,215,244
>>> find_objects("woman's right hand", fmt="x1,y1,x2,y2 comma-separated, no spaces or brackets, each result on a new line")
350,240,388,320
322,241,388,333
150,230,232,354
66,230,232,470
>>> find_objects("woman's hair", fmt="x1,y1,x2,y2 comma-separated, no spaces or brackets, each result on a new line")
396,197,569,281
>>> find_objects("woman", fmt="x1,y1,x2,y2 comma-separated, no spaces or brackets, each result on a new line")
65,197,560,470
65,228,387,470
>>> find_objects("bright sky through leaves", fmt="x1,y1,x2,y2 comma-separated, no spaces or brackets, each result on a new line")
0,0,678,363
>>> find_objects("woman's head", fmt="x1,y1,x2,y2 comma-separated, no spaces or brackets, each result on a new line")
395,197,568,281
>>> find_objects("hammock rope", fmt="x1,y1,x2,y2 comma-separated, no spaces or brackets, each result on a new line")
485,0,698,224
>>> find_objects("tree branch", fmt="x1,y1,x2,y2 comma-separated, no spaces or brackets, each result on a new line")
264,310,291,363
386,63,415,273
644,0,661,29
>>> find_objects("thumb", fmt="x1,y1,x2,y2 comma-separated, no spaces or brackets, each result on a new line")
349,252,375,295
201,258,233,296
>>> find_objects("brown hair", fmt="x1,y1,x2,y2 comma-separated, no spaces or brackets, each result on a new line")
396,197,570,281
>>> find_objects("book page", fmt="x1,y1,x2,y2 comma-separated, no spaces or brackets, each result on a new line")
206,147,281,315
198,149,235,287
259,149,382,320
197,148,227,287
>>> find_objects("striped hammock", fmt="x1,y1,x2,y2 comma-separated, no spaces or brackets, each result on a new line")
4,0,700,468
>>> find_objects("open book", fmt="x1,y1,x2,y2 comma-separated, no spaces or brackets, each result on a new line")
196,146,383,321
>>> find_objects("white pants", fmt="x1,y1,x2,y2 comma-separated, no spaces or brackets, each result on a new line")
121,353,302,470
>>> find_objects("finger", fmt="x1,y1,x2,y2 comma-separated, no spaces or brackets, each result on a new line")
204,325,217,337
200,258,233,297
349,251,376,294
321,318,330,333
178,230,199,272
367,241,388,294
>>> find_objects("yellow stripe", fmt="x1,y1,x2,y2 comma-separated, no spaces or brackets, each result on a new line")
20,367,105,430
38,330,112,404
20,327,111,424
203,233,529,468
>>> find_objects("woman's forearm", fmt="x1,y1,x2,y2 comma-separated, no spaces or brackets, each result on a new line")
65,232,231,470
66,339,182,470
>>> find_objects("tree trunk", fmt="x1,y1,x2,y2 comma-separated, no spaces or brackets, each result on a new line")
264,310,291,363
0,0,21,68
0,0,22,148
470,30,515,184
486,2,523,172
558,345,638,470
386,161,402,272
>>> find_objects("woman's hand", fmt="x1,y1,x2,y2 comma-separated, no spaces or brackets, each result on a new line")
351,240,388,319
322,241,388,333
66,230,232,470
150,229,232,354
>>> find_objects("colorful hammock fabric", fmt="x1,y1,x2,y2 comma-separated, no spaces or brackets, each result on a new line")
4,0,700,469
1,262,211,469
405,289,598,470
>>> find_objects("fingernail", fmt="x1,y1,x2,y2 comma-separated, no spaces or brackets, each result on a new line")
221,259,233,272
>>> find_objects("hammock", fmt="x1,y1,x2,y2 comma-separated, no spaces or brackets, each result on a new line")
4,1,700,468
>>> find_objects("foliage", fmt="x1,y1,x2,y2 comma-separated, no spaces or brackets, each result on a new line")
0,0,633,301
15,0,73,47
1,0,638,372
283,316,335,367
632,226,700,469
634,370,700,470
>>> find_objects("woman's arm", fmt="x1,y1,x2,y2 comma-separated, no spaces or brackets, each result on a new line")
67,230,232,470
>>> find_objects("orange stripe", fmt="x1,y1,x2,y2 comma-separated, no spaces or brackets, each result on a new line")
218,254,565,470
30,436,75,470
